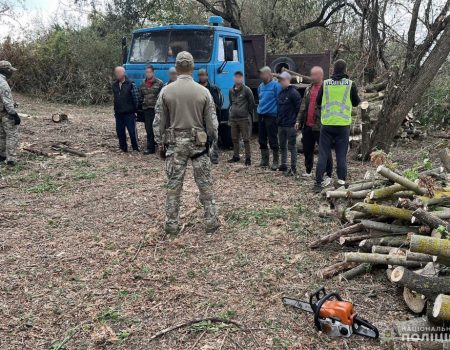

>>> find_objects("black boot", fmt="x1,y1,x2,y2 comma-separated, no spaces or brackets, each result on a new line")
227,156,240,163
245,158,251,166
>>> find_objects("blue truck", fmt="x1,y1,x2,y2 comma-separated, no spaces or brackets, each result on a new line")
122,16,330,147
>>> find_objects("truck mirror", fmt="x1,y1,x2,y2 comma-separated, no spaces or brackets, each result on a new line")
224,41,234,61
121,37,128,64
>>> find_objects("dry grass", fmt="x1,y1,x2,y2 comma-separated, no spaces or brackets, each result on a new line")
0,95,435,350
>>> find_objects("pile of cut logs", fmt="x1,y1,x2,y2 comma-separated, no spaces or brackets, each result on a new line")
311,148,450,341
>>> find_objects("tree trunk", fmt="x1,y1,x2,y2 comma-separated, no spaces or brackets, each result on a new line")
352,202,413,221
433,294,450,321
360,220,418,233
338,263,372,281
365,22,450,158
412,208,450,234
410,235,450,260
344,252,424,267
390,266,449,298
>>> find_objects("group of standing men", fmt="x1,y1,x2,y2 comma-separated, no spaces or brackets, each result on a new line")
111,54,360,234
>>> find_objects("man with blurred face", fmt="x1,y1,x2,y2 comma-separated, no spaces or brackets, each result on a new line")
112,66,139,153
257,66,282,170
228,71,255,165
277,72,301,176
296,66,332,180
139,65,164,154
198,69,222,164
166,67,177,85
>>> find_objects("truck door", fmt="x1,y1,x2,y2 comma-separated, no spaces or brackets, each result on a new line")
214,35,244,111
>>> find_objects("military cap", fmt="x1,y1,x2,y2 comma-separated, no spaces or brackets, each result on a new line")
176,51,194,64
0,61,17,71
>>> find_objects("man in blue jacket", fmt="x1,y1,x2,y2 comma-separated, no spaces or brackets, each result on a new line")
277,72,301,176
257,66,282,170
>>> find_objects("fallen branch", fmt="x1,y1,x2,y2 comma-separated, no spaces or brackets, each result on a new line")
412,208,450,233
376,166,428,195
338,263,372,281
352,202,412,221
344,252,424,268
23,146,52,157
410,235,450,260
309,223,365,249
317,261,357,279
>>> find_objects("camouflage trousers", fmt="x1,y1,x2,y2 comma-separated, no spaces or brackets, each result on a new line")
0,114,19,162
165,132,218,231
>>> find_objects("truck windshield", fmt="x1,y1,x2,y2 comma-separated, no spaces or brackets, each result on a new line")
129,29,214,63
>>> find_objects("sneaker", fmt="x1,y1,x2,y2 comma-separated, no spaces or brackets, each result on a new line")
322,175,332,187
245,158,251,166
313,184,323,194
278,164,288,172
227,156,240,163
301,172,312,178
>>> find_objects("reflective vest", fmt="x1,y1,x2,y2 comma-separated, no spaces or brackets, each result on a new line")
321,78,353,126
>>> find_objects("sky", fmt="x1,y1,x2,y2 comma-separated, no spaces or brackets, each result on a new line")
0,0,89,39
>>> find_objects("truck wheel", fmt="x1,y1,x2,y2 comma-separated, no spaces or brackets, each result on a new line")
219,124,233,149
270,57,297,73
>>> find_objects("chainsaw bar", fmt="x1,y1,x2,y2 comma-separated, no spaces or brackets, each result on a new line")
282,297,314,313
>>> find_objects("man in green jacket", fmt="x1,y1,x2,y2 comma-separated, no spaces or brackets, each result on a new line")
228,71,255,165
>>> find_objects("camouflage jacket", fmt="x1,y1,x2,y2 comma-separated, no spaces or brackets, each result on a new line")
0,73,16,115
139,77,164,110
153,75,218,145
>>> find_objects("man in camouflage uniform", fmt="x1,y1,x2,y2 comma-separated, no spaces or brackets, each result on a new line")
153,51,219,235
0,61,20,166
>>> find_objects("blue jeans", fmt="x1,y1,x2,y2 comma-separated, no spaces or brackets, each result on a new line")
115,113,139,152
315,125,350,185
278,126,297,170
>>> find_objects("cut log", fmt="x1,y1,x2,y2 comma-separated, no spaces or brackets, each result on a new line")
344,210,371,223
403,287,427,314
376,166,428,195
309,223,365,249
412,208,450,233
338,231,385,245
359,238,383,252
338,263,372,281
344,252,424,268
347,180,388,192
390,266,448,299
352,203,412,221
326,189,371,199
433,209,450,220
360,220,418,234
379,235,409,247
369,184,406,200
317,261,357,279
439,148,450,172
372,245,406,254
433,294,450,321
410,235,450,260
406,251,436,263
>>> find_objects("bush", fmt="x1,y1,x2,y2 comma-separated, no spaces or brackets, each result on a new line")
0,26,122,104
415,62,450,128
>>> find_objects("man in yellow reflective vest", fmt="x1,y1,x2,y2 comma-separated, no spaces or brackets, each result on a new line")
313,59,360,193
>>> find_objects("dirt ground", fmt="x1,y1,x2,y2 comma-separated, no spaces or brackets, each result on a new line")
0,94,436,350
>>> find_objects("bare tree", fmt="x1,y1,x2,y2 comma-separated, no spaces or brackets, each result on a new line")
364,0,450,157
194,0,242,29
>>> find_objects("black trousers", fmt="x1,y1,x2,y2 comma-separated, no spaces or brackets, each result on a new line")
315,125,350,185
143,108,156,152
258,114,279,152
115,113,139,152
302,126,332,175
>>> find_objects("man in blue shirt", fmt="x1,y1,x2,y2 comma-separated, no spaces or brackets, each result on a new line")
257,66,282,170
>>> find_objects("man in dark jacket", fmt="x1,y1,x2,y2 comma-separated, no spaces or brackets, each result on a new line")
139,65,164,154
228,71,255,165
112,66,139,152
314,59,361,193
277,72,301,176
296,66,332,180
198,68,222,164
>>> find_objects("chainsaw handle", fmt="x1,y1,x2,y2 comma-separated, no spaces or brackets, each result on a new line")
309,286,327,308
313,292,343,331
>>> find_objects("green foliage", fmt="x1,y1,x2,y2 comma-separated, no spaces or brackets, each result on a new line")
26,175,58,193
415,62,450,128
97,308,122,322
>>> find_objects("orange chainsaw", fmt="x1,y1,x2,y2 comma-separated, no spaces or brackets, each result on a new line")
282,287,379,338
